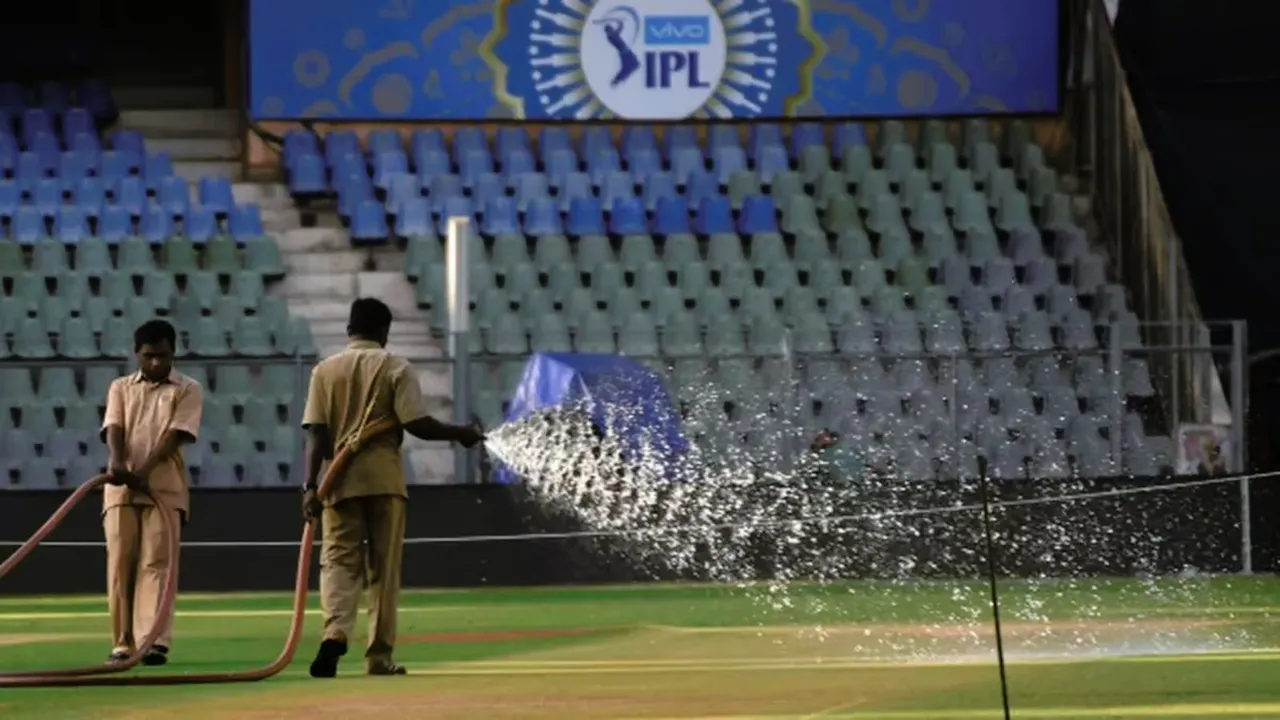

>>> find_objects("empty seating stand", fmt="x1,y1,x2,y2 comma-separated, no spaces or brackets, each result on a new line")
282,119,1170,482
0,80,316,491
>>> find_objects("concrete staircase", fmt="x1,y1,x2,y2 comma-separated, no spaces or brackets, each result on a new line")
114,104,242,183
231,185,456,484
105,83,459,483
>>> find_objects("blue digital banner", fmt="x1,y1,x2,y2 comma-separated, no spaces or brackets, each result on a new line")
249,0,1061,121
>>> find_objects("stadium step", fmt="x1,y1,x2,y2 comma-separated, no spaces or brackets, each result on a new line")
173,159,242,183
119,108,239,136
145,136,241,162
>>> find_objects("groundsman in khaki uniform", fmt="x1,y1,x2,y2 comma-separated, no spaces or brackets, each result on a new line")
301,298,484,678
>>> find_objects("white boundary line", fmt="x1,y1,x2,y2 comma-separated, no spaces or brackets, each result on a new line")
2,472,1275,549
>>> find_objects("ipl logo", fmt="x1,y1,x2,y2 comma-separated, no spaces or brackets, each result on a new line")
580,0,726,119
486,0,794,121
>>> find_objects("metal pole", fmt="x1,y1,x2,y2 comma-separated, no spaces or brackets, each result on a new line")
1107,323,1122,463
446,216,474,485
1231,320,1251,574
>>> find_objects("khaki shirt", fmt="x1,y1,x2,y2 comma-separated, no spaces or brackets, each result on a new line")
301,340,431,505
101,370,204,515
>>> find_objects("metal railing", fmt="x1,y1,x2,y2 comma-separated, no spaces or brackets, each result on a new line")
1066,0,1236,465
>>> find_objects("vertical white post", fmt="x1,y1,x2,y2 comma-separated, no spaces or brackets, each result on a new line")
446,216,473,484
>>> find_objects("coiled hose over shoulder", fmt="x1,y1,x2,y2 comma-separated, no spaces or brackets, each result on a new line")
0,416,400,688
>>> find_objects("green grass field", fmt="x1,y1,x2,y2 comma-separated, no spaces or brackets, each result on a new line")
2,577,1279,719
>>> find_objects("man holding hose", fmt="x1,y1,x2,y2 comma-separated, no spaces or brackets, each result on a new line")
301,298,484,678
101,319,203,667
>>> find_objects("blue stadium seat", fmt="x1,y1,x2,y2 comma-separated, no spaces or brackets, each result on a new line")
230,204,264,241
395,197,432,238
13,206,44,244
482,197,519,236
523,198,562,237
63,105,94,140
186,206,217,244
74,177,104,219
609,197,648,235
98,150,129,187
694,196,734,235
287,153,327,194
98,205,130,243
738,195,778,234
140,206,174,244
0,180,18,220
33,178,60,218
54,206,88,243
436,196,474,234
158,175,190,218
459,148,493,188
199,176,235,216
351,200,389,243
21,109,54,148
653,196,690,235
566,197,604,236
367,129,401,156
143,152,174,191
115,176,146,217
324,130,360,165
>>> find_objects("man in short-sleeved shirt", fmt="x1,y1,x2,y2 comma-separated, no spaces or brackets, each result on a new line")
301,298,483,678
100,320,203,666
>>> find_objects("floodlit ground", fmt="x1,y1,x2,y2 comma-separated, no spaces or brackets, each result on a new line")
2,578,1280,718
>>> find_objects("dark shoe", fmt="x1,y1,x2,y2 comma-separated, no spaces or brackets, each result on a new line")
141,645,169,667
367,662,407,676
107,648,131,663
309,639,347,678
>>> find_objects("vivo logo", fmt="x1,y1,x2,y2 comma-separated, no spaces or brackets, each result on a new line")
643,15,711,46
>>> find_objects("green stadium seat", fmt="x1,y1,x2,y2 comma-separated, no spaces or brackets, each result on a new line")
769,170,803,201
188,316,230,357
143,272,176,312
33,240,68,277
75,240,112,277
202,395,233,432
278,317,316,357
619,234,657,270
186,271,220,310
100,316,132,358
260,364,296,403
726,170,760,208
490,234,528,269
162,236,199,275
84,365,120,401
230,271,264,310
23,405,58,436
0,368,35,406
243,395,278,432
0,239,23,279
118,237,155,274
533,234,571,269
232,315,274,356
204,235,240,274
841,145,872,186
59,317,98,359
403,235,441,281
244,236,285,277
575,235,613,271
15,317,54,358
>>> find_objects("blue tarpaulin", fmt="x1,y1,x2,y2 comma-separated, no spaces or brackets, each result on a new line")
494,353,687,484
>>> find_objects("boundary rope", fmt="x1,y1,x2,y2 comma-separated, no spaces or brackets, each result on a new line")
1,471,1273,549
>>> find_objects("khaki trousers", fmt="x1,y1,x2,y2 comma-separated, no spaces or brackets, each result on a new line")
104,504,181,651
319,495,406,669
